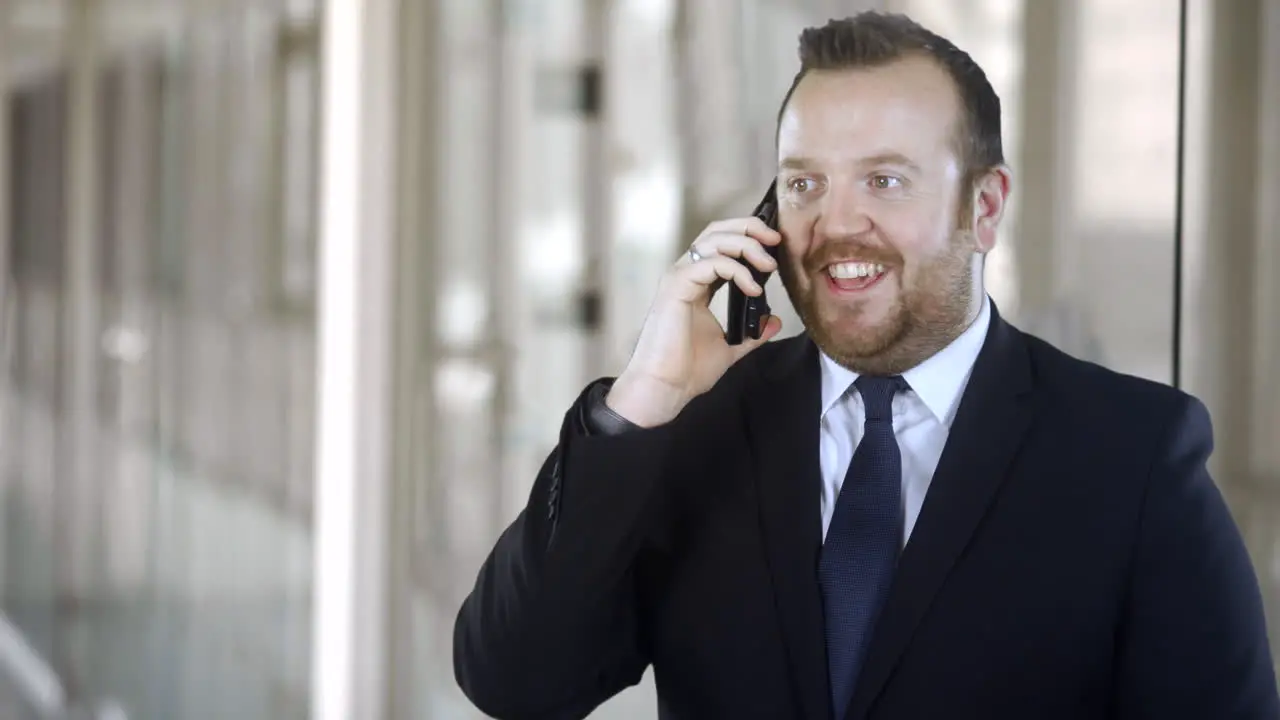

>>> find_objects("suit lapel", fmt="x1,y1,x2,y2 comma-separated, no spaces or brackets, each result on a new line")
844,309,1035,720
745,337,831,720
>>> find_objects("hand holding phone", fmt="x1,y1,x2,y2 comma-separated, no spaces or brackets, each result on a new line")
604,182,784,427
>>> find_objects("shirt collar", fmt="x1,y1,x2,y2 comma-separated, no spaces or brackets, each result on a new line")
819,296,992,427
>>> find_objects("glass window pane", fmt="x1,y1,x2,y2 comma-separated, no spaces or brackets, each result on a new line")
2,3,320,717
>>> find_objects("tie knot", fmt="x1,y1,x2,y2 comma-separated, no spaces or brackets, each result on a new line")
854,375,907,423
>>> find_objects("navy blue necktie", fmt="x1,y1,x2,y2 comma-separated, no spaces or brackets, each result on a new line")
819,375,907,719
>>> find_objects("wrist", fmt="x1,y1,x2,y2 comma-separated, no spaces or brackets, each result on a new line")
605,372,688,428
581,382,642,435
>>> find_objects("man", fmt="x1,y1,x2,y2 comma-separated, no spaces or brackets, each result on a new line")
453,12,1278,720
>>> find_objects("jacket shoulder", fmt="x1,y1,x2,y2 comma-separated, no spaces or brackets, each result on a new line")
1019,329,1204,427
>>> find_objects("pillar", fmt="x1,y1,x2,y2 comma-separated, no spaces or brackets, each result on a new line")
60,0,103,603
310,0,401,716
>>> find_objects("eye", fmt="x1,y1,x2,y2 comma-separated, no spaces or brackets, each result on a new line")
787,177,817,194
870,175,903,190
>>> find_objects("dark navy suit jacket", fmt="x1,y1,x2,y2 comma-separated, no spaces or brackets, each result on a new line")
454,306,1279,719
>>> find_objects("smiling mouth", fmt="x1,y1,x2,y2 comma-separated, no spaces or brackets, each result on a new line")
825,261,888,292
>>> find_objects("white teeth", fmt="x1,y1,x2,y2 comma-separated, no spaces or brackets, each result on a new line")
828,262,886,279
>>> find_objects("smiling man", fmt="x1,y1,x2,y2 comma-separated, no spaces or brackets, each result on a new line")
774,52,999,379
453,12,1278,720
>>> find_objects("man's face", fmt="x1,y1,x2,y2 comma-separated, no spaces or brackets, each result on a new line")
776,55,1003,375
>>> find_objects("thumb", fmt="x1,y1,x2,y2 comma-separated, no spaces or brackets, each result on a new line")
730,315,783,362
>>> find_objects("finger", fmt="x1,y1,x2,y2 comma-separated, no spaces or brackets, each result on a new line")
689,232,778,273
702,217,783,246
669,256,762,303
731,315,783,361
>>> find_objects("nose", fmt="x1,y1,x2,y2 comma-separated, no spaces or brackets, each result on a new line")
814,182,872,238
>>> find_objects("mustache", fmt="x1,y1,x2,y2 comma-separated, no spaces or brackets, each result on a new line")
803,239,902,274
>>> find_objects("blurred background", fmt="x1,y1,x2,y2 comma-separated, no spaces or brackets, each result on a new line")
0,0,1276,717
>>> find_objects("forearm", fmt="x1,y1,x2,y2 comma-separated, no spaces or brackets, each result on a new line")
453,384,676,717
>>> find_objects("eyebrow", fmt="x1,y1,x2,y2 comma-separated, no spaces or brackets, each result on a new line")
778,152,923,174
778,156,817,171
862,152,923,173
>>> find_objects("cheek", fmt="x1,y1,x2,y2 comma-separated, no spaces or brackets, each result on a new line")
879,215,954,266
779,231,811,271
874,190,957,233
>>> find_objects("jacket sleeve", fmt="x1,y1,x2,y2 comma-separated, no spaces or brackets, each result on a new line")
1112,396,1280,718
453,380,678,719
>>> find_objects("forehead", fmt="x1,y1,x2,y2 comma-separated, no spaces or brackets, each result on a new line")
778,55,963,164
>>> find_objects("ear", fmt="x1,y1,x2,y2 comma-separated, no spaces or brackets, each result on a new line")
969,165,1012,254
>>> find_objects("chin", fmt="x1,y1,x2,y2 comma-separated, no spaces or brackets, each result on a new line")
819,294,897,332
815,315,899,357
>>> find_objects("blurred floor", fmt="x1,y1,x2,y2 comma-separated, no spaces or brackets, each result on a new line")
0,671,43,720
2,384,312,717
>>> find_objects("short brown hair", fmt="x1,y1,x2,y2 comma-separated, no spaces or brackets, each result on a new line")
777,12,1004,183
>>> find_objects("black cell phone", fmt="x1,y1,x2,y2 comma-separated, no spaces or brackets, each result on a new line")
725,180,779,345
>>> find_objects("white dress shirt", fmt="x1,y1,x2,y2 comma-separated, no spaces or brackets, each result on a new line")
818,297,992,544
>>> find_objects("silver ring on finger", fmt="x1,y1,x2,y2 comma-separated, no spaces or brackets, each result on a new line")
687,244,704,263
